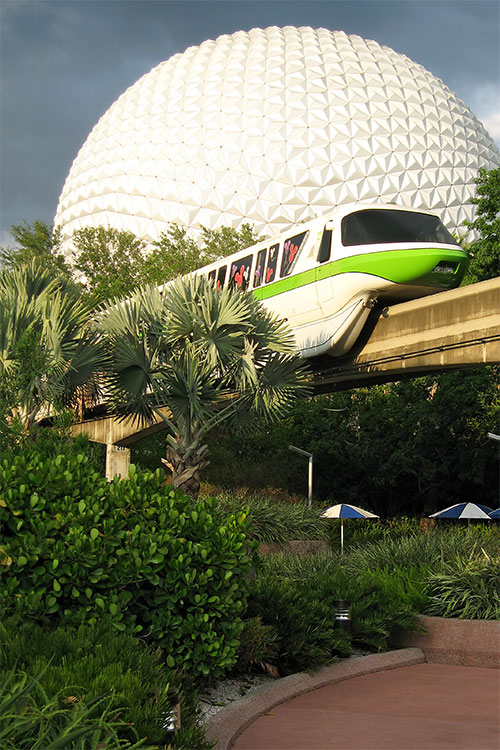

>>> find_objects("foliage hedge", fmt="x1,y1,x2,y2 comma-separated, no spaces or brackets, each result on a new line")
0,450,253,680
243,551,421,674
208,491,329,544
424,552,500,620
0,617,210,749
238,525,499,676
1,668,148,750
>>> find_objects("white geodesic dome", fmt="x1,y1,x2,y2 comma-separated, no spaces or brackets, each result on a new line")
55,26,500,252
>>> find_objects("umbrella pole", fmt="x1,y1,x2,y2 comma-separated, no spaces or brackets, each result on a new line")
341,520,344,553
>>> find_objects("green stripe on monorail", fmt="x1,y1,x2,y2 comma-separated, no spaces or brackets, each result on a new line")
252,248,468,301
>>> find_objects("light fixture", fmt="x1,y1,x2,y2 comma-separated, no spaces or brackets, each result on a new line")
289,444,313,507
333,599,351,632
162,692,181,747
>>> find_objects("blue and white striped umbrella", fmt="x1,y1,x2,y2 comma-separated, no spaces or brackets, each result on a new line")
430,502,494,530
320,503,379,551
321,503,379,519
430,502,493,520
488,508,500,519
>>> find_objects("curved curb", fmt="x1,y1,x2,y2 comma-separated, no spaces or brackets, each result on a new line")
205,647,425,750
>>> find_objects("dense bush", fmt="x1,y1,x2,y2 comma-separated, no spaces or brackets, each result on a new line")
0,667,151,750
241,524,499,676
199,369,500,517
244,551,421,673
341,529,500,574
425,552,500,620
0,450,253,680
209,491,329,544
0,617,210,749
233,616,280,675
1,618,170,746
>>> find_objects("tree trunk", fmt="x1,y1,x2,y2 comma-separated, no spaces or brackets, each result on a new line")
162,445,208,501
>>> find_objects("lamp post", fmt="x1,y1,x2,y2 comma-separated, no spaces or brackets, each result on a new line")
487,432,500,442
289,445,313,507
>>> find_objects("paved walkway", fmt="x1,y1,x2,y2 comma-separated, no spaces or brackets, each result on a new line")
231,663,499,750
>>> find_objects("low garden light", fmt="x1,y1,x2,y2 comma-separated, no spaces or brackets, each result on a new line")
333,599,351,632
162,692,181,748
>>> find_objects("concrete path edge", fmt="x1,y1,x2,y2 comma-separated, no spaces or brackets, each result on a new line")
205,647,425,750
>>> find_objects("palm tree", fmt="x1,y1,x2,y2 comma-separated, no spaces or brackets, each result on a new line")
98,275,310,498
0,260,103,434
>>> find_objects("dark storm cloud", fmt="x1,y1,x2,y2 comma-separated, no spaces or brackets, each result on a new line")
1,0,498,241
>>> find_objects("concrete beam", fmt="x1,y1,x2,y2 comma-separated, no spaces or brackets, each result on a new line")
71,278,500,441
70,406,171,446
313,276,500,392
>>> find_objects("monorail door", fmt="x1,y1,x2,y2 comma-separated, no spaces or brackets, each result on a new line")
315,222,336,318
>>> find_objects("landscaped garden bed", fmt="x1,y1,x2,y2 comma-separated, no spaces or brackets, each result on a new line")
1,455,498,748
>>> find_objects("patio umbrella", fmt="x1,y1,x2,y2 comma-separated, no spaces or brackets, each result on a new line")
488,508,500,519
320,503,379,551
430,502,493,528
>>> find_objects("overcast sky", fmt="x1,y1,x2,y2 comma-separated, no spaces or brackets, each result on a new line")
1,0,499,244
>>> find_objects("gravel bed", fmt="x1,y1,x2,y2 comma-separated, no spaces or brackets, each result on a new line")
198,674,275,723
197,648,373,724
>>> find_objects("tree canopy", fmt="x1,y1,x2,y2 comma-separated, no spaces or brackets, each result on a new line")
463,167,500,284
0,221,72,278
0,260,102,435
72,226,151,305
193,367,499,516
147,223,261,286
98,275,310,498
70,223,262,305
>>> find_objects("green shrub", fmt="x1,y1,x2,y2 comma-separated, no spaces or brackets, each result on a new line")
0,450,253,680
342,568,425,649
245,572,351,674
209,492,329,544
345,516,420,546
246,552,422,667
424,552,500,620
0,618,171,746
233,616,279,675
0,666,153,750
0,618,212,749
340,530,497,573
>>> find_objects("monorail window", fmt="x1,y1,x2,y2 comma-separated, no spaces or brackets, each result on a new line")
341,209,459,246
265,244,279,283
229,254,253,291
208,270,216,285
281,231,308,277
317,228,333,263
216,266,227,290
253,248,267,288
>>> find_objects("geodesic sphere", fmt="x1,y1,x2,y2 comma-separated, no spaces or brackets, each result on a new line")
55,26,500,249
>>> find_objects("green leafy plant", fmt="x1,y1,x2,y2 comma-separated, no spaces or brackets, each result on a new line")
98,275,310,499
0,618,173,746
209,492,329,544
233,616,279,676
0,618,214,750
0,667,153,749
425,551,500,620
340,530,499,574
245,572,350,674
245,550,426,669
0,450,253,680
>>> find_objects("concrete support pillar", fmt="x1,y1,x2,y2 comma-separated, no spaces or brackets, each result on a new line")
106,444,131,481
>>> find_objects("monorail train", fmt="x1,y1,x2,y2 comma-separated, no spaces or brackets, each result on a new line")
198,203,469,358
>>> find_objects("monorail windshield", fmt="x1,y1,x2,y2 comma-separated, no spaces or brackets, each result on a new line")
341,209,459,247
